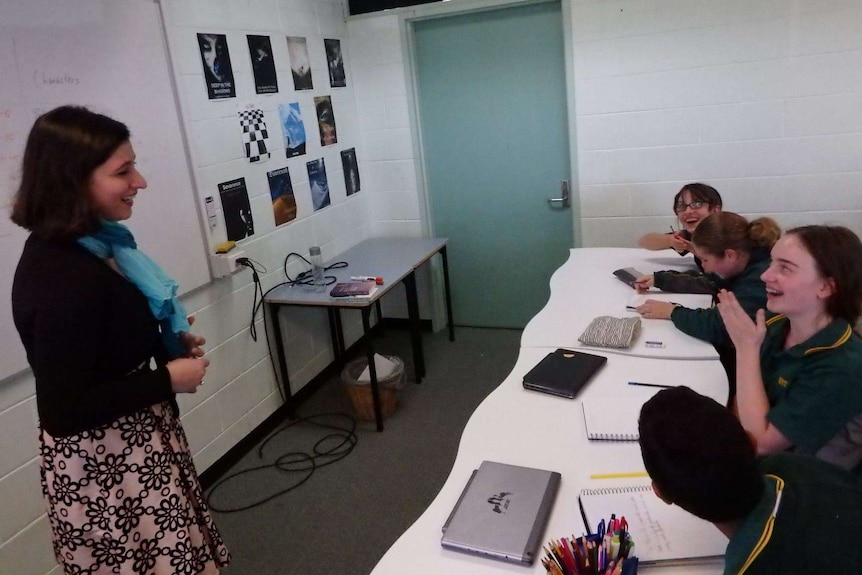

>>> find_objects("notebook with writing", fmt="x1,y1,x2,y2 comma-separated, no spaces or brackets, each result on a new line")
329,281,378,298
522,348,608,399
441,461,561,565
578,485,725,566
581,397,643,441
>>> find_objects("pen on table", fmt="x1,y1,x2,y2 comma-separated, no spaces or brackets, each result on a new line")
590,471,650,480
628,381,673,389
351,276,376,281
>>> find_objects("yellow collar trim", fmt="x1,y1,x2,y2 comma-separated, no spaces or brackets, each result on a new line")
804,325,852,356
737,474,785,575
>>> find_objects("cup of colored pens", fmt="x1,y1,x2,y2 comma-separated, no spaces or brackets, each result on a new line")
541,531,638,575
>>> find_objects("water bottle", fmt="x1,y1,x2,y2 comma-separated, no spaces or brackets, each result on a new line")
309,246,325,291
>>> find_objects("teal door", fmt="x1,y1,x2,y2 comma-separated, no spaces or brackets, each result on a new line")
413,1,574,328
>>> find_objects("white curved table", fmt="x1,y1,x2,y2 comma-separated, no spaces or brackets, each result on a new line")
370,347,727,575
521,248,718,360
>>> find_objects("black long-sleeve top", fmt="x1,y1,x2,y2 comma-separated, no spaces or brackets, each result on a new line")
12,234,175,437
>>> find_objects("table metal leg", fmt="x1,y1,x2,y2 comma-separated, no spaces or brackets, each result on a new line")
362,307,384,431
440,245,455,342
404,271,425,382
267,302,294,416
329,307,345,368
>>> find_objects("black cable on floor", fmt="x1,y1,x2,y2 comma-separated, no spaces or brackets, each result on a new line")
205,412,358,513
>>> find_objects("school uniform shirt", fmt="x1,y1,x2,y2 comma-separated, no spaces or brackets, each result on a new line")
761,314,862,474
723,452,862,575
653,230,718,295
668,248,770,348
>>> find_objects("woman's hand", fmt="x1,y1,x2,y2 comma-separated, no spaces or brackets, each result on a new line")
179,315,206,358
636,300,677,320
633,274,654,293
717,289,766,350
167,357,209,394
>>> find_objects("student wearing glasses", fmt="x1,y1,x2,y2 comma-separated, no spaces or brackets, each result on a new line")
635,183,723,294
718,225,862,474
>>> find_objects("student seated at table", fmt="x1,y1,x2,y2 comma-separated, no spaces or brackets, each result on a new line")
635,213,780,398
718,225,862,474
639,386,862,575
635,183,722,294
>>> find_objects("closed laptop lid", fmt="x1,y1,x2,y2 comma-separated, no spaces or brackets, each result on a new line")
522,348,608,398
441,461,561,565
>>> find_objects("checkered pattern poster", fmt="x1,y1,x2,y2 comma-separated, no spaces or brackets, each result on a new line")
237,107,270,163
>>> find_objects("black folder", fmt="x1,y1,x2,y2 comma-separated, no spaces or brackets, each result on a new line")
522,348,608,399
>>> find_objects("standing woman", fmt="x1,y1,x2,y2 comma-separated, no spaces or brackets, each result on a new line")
11,107,230,574
718,225,862,474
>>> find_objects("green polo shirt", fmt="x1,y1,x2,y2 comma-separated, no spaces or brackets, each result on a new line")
760,315,862,470
670,248,770,347
724,453,862,575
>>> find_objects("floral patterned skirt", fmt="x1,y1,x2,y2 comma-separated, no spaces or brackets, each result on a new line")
39,401,231,575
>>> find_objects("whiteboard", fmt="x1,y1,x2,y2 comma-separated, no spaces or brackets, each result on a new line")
0,0,210,381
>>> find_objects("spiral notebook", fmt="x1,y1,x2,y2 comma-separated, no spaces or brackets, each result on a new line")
581,397,643,441
578,485,725,565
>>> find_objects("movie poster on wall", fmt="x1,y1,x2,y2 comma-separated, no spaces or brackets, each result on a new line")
286,36,313,90
197,33,236,99
267,166,297,226
218,177,254,241
324,39,346,88
278,102,306,158
306,158,330,211
314,96,337,146
341,148,360,196
247,35,278,94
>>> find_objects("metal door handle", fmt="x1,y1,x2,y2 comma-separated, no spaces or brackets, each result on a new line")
547,180,570,208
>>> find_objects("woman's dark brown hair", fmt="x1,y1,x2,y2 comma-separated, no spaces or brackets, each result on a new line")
788,225,862,327
10,105,130,239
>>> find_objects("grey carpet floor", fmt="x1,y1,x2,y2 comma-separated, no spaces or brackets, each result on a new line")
208,326,522,575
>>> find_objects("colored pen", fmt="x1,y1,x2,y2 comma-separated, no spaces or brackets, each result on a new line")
351,276,376,281
590,471,649,480
628,381,673,389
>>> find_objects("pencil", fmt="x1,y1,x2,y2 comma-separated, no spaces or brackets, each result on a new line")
627,381,673,389
589,471,649,480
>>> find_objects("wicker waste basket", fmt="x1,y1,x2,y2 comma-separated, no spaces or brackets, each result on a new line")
342,355,405,421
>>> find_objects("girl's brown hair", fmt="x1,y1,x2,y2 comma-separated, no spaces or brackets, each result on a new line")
692,212,781,257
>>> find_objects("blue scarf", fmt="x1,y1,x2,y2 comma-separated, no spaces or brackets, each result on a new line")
78,220,190,358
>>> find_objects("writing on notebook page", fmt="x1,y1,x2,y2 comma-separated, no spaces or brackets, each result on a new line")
625,491,674,555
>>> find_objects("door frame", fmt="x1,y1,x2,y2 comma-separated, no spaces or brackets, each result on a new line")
397,0,580,330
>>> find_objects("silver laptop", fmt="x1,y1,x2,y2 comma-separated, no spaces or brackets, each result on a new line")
441,461,561,565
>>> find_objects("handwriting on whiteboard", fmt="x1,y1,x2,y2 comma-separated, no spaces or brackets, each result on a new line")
33,70,81,87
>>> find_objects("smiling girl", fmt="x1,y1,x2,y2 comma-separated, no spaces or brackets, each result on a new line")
635,183,723,293
718,225,862,474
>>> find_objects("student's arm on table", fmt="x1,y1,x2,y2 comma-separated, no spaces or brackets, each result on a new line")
717,289,793,455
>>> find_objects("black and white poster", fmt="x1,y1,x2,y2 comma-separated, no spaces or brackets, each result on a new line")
341,148,360,196
314,95,337,146
247,35,278,94
306,158,331,211
286,36,313,90
324,38,346,88
267,166,297,226
237,107,271,163
218,177,254,241
198,33,236,99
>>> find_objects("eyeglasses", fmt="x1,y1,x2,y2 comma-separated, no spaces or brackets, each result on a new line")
674,200,708,213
